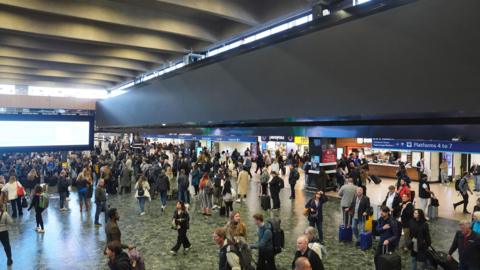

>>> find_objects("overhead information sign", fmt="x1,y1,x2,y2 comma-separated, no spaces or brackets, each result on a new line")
372,138,480,154
146,134,257,143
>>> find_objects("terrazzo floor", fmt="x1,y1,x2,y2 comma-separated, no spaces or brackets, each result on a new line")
0,173,461,270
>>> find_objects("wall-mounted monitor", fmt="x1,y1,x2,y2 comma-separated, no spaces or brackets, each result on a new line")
0,114,94,152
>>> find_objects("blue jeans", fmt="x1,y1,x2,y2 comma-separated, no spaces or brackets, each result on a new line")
411,256,426,270
474,175,480,191
59,192,66,209
138,197,146,213
352,217,365,242
95,202,107,224
78,189,87,206
159,190,167,206
178,189,190,204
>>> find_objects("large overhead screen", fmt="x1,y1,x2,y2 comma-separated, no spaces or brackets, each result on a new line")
0,115,94,152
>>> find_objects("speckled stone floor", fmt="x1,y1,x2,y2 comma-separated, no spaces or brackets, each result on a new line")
0,175,461,270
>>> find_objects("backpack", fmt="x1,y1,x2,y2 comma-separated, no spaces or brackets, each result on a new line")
206,180,214,195
137,183,145,197
38,193,49,209
278,178,285,189
454,177,462,191
268,217,285,254
231,240,255,270
292,169,300,181
128,248,145,270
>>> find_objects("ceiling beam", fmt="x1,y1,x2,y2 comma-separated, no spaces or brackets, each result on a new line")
0,76,110,89
152,0,259,26
0,57,137,78
0,0,219,43
0,33,165,63
0,8,193,54
0,73,113,87
0,66,123,84
0,46,150,71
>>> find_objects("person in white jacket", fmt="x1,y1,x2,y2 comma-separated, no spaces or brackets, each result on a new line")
1,176,23,218
0,204,14,266
134,175,151,216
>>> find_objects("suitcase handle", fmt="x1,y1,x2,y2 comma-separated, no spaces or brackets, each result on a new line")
382,245,390,254
343,211,351,227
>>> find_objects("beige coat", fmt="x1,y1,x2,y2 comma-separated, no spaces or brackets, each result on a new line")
237,170,250,196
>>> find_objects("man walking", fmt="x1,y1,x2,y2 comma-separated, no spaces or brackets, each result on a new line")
94,179,107,226
454,172,474,214
250,214,276,270
346,187,371,246
289,165,300,199
213,227,241,270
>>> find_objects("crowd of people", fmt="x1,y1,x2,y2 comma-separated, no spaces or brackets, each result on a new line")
0,140,478,269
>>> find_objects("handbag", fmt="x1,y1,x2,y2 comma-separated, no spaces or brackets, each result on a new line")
16,183,25,197
21,197,28,208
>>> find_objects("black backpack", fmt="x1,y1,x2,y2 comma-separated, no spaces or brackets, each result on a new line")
454,177,462,191
137,183,145,197
268,218,285,254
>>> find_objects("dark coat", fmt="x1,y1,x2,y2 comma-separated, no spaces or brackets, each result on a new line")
305,196,328,222
382,192,402,218
449,231,480,267
292,247,324,270
105,220,128,251
157,174,170,191
269,176,283,195
400,202,414,229
349,196,371,219
409,219,431,262
108,252,132,270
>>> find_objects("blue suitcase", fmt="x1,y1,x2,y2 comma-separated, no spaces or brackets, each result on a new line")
339,213,353,242
360,231,372,250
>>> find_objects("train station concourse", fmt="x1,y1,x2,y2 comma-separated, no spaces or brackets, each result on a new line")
0,0,479,269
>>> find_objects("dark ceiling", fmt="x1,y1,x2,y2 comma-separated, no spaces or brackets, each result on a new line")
0,0,312,89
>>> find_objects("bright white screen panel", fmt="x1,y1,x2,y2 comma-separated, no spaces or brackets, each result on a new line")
0,121,90,147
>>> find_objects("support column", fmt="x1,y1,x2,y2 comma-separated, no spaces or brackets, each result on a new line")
430,152,440,182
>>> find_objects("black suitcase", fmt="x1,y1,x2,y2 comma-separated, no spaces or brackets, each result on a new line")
377,246,401,270
426,246,458,270
219,206,226,216
261,195,271,210
370,175,382,184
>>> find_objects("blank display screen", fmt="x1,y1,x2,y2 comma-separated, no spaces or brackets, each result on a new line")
0,121,91,147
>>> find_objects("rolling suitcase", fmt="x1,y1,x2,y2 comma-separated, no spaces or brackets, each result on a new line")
261,195,271,210
360,216,372,250
219,206,226,216
339,212,353,242
427,205,438,220
377,246,401,270
370,175,382,184
426,246,458,270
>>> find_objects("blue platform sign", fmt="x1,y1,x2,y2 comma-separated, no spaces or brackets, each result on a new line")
372,138,480,154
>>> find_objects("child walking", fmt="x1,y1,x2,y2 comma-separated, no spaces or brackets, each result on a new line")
28,185,49,233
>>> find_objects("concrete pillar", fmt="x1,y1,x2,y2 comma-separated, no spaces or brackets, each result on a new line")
430,152,440,182
453,153,462,178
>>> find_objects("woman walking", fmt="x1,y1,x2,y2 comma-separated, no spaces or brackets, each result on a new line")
134,176,151,215
166,167,177,200
191,164,201,197
199,173,213,216
28,185,48,233
222,177,234,218
305,191,328,244
170,201,191,255
0,202,13,266
76,170,89,212
1,176,24,218
409,209,431,270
